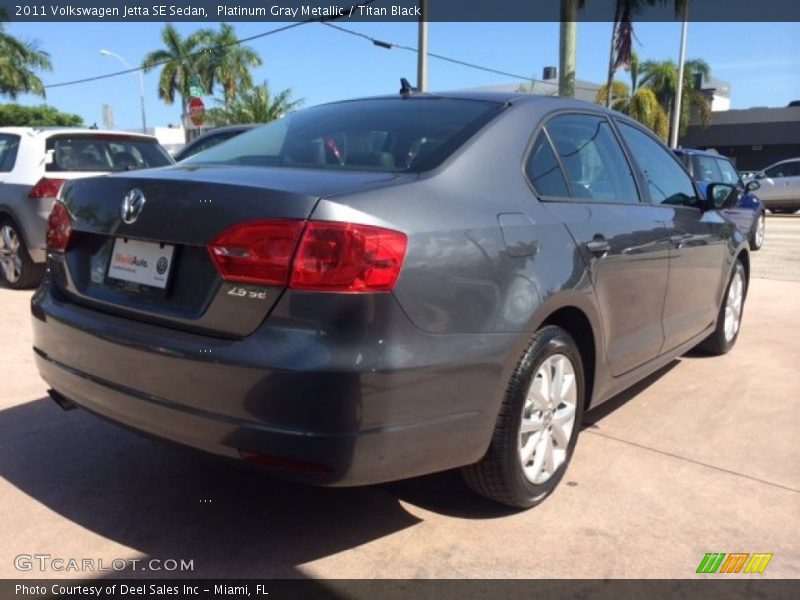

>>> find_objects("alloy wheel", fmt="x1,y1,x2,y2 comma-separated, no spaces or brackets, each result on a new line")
755,215,765,248
0,224,22,284
724,268,744,343
519,353,578,485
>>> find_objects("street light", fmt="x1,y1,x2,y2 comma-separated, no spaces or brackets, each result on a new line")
100,49,147,134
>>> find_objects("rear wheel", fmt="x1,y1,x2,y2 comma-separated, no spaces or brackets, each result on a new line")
0,219,44,289
698,260,746,355
749,212,765,250
462,326,585,508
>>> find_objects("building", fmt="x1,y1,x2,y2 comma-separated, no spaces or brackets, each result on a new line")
681,104,800,171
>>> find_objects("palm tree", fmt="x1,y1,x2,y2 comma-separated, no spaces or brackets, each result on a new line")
594,80,669,140
0,24,52,100
604,0,688,107
198,23,262,106
205,81,303,126
142,24,213,124
639,57,711,139
558,0,584,97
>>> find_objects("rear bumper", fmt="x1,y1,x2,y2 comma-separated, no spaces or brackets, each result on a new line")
31,277,517,486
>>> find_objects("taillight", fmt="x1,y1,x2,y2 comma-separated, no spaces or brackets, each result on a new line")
290,221,407,292
207,219,408,292
46,202,72,252
28,178,66,199
208,219,305,285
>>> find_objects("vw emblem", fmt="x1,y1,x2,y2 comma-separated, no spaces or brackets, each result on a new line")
121,189,146,224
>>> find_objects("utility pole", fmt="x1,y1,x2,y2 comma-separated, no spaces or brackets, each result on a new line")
417,0,428,91
100,50,147,134
670,16,689,148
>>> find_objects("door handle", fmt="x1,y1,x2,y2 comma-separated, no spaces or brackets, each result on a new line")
670,233,690,248
586,237,610,256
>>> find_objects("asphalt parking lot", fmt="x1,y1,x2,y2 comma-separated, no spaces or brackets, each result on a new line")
1,215,798,580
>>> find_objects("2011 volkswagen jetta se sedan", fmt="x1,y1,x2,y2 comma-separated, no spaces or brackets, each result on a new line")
31,92,749,508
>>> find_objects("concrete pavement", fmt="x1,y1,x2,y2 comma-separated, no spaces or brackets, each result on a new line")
0,215,798,579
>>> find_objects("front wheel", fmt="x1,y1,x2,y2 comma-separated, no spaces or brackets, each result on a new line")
749,212,765,250
698,260,746,355
462,326,585,508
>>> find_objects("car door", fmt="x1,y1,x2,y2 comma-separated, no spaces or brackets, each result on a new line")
715,157,756,233
529,113,672,376
757,161,800,206
616,121,729,353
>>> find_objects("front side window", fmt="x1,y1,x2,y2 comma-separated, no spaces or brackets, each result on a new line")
0,134,20,173
617,122,699,207
715,158,742,186
525,132,569,198
764,161,800,179
694,155,722,182
184,98,503,173
545,114,639,204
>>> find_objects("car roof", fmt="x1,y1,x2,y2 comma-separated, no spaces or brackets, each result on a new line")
673,148,730,160
0,126,158,140
323,90,607,112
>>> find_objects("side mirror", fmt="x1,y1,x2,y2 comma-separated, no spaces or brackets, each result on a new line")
746,180,761,192
706,183,739,210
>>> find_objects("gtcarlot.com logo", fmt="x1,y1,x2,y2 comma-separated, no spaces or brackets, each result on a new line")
696,552,773,574
14,554,194,573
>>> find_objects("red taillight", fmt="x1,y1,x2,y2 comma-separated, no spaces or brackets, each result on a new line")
290,221,407,292
46,202,72,253
28,178,66,199
208,219,305,285
207,219,408,292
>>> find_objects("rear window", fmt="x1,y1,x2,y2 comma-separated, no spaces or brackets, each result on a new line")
183,98,503,172
45,135,173,173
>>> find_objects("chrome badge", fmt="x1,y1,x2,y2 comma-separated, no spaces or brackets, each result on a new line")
121,189,146,224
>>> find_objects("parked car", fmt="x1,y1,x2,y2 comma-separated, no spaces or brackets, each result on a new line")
32,93,750,508
748,158,800,214
674,148,765,250
173,124,259,162
0,128,173,288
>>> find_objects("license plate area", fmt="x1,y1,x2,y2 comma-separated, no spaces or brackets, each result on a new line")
106,237,175,295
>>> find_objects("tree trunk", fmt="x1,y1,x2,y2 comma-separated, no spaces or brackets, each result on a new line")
605,21,617,107
559,0,578,97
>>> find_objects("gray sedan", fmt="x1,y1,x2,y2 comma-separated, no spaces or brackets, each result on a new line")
32,92,749,508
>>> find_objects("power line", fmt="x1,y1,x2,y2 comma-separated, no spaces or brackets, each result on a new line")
42,1,379,90
320,22,603,95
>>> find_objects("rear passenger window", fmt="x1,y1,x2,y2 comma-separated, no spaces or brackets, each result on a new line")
617,122,699,207
525,132,569,198
0,135,20,173
545,114,639,204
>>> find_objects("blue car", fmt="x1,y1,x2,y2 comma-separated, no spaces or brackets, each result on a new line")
674,148,765,250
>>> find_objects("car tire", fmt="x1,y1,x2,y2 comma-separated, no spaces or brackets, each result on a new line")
0,218,45,289
749,212,765,251
462,325,585,509
697,260,746,356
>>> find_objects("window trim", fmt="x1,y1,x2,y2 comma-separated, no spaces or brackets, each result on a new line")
0,134,21,173
521,108,644,206
613,117,704,211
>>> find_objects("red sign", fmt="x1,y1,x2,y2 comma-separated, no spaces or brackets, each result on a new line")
188,97,205,126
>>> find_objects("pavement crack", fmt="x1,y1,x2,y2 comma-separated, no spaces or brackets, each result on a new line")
584,429,800,494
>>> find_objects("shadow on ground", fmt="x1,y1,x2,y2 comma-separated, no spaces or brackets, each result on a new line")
0,396,515,580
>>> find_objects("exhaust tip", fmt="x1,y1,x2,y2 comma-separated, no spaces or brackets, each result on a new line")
48,389,78,411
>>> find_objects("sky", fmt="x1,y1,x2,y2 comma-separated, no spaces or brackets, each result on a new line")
5,20,800,130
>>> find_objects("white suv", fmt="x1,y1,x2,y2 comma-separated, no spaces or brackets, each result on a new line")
0,128,173,288
751,158,800,215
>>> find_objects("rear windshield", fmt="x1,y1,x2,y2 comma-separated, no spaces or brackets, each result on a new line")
183,98,503,173
45,135,173,172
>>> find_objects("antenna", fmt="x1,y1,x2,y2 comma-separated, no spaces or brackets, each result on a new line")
400,77,416,97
